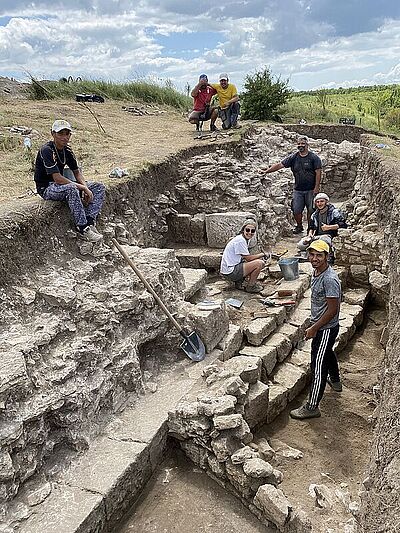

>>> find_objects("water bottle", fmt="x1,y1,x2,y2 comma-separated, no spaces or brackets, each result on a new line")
23,137,32,149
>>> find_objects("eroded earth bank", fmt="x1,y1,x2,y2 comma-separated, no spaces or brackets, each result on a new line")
0,124,398,533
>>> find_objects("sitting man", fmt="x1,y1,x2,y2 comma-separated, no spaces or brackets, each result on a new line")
188,74,218,132
220,219,266,293
211,73,241,129
34,120,105,242
297,193,347,261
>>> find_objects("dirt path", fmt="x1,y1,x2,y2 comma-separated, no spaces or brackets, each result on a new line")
0,97,238,204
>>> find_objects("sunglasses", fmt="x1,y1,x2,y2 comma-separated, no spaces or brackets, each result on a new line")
244,228,256,234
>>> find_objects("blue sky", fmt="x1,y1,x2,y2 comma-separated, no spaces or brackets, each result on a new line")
0,1,399,92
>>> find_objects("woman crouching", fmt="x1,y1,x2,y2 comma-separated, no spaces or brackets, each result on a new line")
220,219,265,293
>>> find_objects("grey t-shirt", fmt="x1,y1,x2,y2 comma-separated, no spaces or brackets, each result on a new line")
310,266,341,329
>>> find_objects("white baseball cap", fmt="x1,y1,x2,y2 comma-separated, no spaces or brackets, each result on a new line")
219,73,229,81
51,119,72,132
314,193,330,202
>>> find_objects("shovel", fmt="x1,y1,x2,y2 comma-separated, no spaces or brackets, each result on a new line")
112,239,206,362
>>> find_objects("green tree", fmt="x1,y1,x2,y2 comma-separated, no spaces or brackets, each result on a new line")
241,67,291,120
316,89,329,111
372,92,389,130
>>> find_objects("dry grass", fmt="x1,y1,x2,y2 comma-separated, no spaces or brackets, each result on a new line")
0,97,214,203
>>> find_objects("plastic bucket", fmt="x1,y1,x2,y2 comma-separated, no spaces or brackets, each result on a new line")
278,257,299,281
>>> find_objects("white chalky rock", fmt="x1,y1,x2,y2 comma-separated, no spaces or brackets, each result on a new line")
243,458,274,478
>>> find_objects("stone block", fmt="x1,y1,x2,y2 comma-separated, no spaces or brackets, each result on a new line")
288,307,310,330
61,437,151,525
264,333,292,363
239,345,277,376
174,247,201,268
199,249,224,269
213,414,243,431
267,384,288,423
289,349,310,371
244,316,277,346
343,288,369,307
190,213,206,245
168,213,192,244
18,483,105,533
243,458,274,478
223,355,262,384
185,302,229,353
253,484,291,530
277,323,302,346
218,324,243,361
0,350,29,396
211,435,242,462
273,363,308,402
181,268,208,300
231,446,259,464
205,212,256,248
244,381,269,429
181,439,209,469
265,306,286,326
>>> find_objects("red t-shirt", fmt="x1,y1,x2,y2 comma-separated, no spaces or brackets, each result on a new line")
193,86,217,112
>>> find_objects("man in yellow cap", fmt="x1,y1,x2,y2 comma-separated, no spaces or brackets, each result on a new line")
290,239,342,420
211,73,241,129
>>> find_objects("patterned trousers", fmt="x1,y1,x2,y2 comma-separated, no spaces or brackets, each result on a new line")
43,182,105,227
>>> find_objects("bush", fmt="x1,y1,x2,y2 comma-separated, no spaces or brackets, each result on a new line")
241,67,291,120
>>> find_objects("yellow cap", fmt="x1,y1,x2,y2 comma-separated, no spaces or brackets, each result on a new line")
308,240,329,253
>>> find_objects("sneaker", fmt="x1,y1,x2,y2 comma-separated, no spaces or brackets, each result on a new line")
327,378,342,392
245,282,264,294
80,225,103,243
292,225,304,234
290,404,321,420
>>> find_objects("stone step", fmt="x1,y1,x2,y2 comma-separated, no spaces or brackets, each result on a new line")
266,295,368,423
181,268,208,300
174,245,223,270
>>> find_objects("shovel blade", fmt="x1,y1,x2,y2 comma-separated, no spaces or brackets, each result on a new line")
180,331,206,362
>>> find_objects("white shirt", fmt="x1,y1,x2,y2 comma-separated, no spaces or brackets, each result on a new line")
220,235,249,274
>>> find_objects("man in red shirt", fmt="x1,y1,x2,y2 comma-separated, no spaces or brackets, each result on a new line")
189,74,218,131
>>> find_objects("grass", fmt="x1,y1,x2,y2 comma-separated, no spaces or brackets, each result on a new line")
28,78,192,111
278,85,400,136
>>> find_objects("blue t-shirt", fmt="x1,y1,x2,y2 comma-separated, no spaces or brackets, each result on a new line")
282,151,322,191
310,266,341,329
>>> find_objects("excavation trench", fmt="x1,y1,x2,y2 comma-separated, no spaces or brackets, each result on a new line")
0,125,394,532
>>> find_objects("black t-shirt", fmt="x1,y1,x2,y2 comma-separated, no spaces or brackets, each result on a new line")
34,141,79,192
281,151,322,191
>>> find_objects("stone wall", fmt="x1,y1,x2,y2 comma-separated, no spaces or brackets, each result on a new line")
351,136,400,533
283,124,382,144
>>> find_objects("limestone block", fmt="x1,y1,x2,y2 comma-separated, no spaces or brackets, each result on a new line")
239,196,259,208
264,333,292,363
289,348,310,371
231,446,259,464
231,419,253,444
265,306,286,326
0,450,14,481
199,249,224,269
335,324,356,353
278,322,302,346
273,363,308,402
197,395,237,417
343,287,370,307
190,213,206,245
243,458,274,478
174,247,201,268
289,307,310,330
254,438,275,461
253,484,291,530
168,213,192,243
181,439,209,469
223,355,262,384
245,316,277,346
349,265,369,284
219,376,249,403
185,302,229,353
211,435,242,462
340,302,364,326
225,460,254,498
213,414,243,431
181,268,208,300
270,439,303,460
285,509,312,533
205,211,256,248
218,324,243,361
239,345,277,376
279,274,310,299
369,270,390,305
267,384,289,423
244,381,269,429
207,454,226,478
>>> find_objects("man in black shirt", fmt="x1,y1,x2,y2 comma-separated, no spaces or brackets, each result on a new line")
260,136,322,234
34,120,105,242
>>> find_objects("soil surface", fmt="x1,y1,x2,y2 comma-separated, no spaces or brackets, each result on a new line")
118,449,272,533
0,96,239,204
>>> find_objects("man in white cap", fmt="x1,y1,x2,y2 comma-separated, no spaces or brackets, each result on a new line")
297,192,347,261
34,120,105,242
211,73,241,129
290,239,342,420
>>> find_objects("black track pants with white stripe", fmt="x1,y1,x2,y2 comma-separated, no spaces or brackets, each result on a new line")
307,324,340,410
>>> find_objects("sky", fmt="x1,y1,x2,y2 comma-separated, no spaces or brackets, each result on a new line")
1,1,400,93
